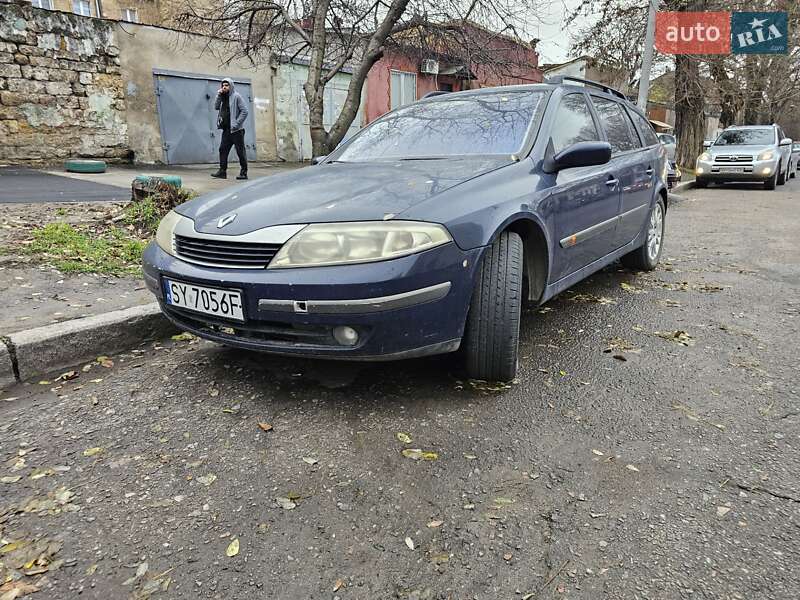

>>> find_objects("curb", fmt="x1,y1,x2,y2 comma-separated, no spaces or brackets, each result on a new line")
671,180,695,194
1,303,178,390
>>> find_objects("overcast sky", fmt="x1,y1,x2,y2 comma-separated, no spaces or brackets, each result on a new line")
531,0,590,64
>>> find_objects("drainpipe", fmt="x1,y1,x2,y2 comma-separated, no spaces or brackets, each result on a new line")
94,0,103,18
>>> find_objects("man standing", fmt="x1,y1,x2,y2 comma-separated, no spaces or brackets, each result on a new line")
211,78,249,180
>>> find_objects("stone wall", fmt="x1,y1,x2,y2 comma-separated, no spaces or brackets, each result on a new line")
0,0,129,165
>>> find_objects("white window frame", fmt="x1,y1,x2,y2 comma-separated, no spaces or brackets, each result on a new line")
72,0,91,16
122,8,139,22
30,0,54,9
390,70,417,110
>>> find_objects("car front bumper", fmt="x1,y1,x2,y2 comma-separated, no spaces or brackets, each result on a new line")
695,157,779,182
143,241,482,360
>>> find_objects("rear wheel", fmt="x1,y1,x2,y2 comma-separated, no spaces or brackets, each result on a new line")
621,198,665,271
463,231,523,382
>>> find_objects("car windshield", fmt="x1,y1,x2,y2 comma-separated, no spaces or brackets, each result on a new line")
333,91,545,161
714,129,775,146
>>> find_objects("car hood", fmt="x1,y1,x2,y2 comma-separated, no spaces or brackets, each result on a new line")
709,144,773,155
176,158,511,235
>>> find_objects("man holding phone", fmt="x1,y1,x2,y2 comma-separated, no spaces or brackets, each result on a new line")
211,78,249,180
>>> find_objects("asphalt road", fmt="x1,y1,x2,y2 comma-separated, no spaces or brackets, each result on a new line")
1,179,799,599
0,167,129,203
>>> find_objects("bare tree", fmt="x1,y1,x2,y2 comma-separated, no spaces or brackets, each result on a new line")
178,0,543,157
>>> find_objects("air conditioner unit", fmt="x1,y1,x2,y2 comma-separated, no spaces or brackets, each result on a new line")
420,59,439,75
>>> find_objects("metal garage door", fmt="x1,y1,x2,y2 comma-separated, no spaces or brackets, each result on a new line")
153,70,257,165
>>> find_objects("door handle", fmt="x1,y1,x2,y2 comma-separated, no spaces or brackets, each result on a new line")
605,177,619,188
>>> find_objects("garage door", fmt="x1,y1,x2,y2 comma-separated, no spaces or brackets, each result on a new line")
153,70,258,165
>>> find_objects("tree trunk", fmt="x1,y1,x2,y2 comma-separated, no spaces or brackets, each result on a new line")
674,54,705,168
305,0,331,158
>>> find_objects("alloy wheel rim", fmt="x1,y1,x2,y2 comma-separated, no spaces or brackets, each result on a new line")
647,204,663,261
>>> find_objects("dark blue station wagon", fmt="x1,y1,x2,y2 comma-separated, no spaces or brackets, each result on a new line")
143,77,668,381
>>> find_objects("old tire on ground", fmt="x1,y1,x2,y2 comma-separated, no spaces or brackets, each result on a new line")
621,197,665,272
463,230,523,382
65,159,107,174
764,169,778,190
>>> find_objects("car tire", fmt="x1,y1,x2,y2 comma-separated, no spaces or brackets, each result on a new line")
621,198,665,272
695,178,707,188
463,230,523,382
777,162,787,185
765,169,778,190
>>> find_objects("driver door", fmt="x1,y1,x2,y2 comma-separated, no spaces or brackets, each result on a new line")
545,93,622,281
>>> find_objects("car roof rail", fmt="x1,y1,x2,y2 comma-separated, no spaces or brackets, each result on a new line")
545,75,627,101
421,90,450,99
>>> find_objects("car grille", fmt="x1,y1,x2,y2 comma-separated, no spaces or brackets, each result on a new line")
174,234,281,268
714,155,753,163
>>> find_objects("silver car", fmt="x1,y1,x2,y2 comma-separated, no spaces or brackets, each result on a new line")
695,125,793,190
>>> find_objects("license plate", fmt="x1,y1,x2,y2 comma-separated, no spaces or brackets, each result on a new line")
718,166,743,173
163,278,244,321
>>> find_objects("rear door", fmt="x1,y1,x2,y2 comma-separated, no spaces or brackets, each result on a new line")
546,92,622,281
590,95,653,246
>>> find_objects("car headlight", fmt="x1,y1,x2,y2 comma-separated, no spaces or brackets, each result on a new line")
698,152,711,162
268,221,452,268
155,210,182,256
757,150,775,161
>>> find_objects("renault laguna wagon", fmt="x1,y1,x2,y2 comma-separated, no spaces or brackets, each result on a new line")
143,77,668,381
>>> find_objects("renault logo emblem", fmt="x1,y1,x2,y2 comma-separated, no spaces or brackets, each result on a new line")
217,213,237,228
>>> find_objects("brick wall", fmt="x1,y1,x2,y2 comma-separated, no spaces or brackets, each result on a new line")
0,0,129,165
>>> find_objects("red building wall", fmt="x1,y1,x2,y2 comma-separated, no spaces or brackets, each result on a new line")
364,39,542,124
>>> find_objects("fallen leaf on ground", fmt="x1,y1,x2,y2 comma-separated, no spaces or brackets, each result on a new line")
96,356,113,368
620,282,644,293
655,330,695,346
171,332,196,341
404,537,415,550
1,476,22,483
197,474,217,486
226,538,240,557
122,561,148,586
625,464,640,472
402,449,439,461
82,447,104,457
503,552,513,561
591,449,604,456
427,520,443,528
0,580,39,599
276,497,296,510
396,432,412,444
302,457,318,465
333,579,345,592
57,370,78,381
569,293,616,305
257,422,273,432
717,506,731,517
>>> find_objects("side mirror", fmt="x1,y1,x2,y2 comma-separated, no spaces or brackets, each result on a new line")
543,141,612,173
703,140,713,148
311,155,328,165
780,138,792,146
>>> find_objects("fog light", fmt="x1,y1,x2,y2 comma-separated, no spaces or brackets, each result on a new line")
762,167,772,175
696,167,704,174
333,326,359,346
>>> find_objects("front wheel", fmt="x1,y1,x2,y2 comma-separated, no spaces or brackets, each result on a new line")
463,231,523,382
765,169,778,190
777,162,787,185
621,198,665,271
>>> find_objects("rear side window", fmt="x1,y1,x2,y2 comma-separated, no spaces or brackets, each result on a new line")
633,113,661,146
551,94,599,153
592,97,638,153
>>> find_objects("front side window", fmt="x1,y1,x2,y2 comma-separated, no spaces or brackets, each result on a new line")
715,129,775,146
550,93,599,153
390,71,417,110
335,91,545,161
592,97,638,153
72,0,91,15
31,0,54,9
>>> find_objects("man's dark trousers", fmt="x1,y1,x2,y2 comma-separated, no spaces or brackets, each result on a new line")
219,129,247,175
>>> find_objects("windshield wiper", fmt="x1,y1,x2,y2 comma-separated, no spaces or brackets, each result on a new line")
396,156,451,161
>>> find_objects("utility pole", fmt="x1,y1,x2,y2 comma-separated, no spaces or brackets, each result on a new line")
637,0,658,110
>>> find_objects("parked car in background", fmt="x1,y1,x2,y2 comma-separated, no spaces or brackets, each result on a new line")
695,124,793,190
657,133,676,161
792,142,800,176
144,78,668,382
666,161,682,189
